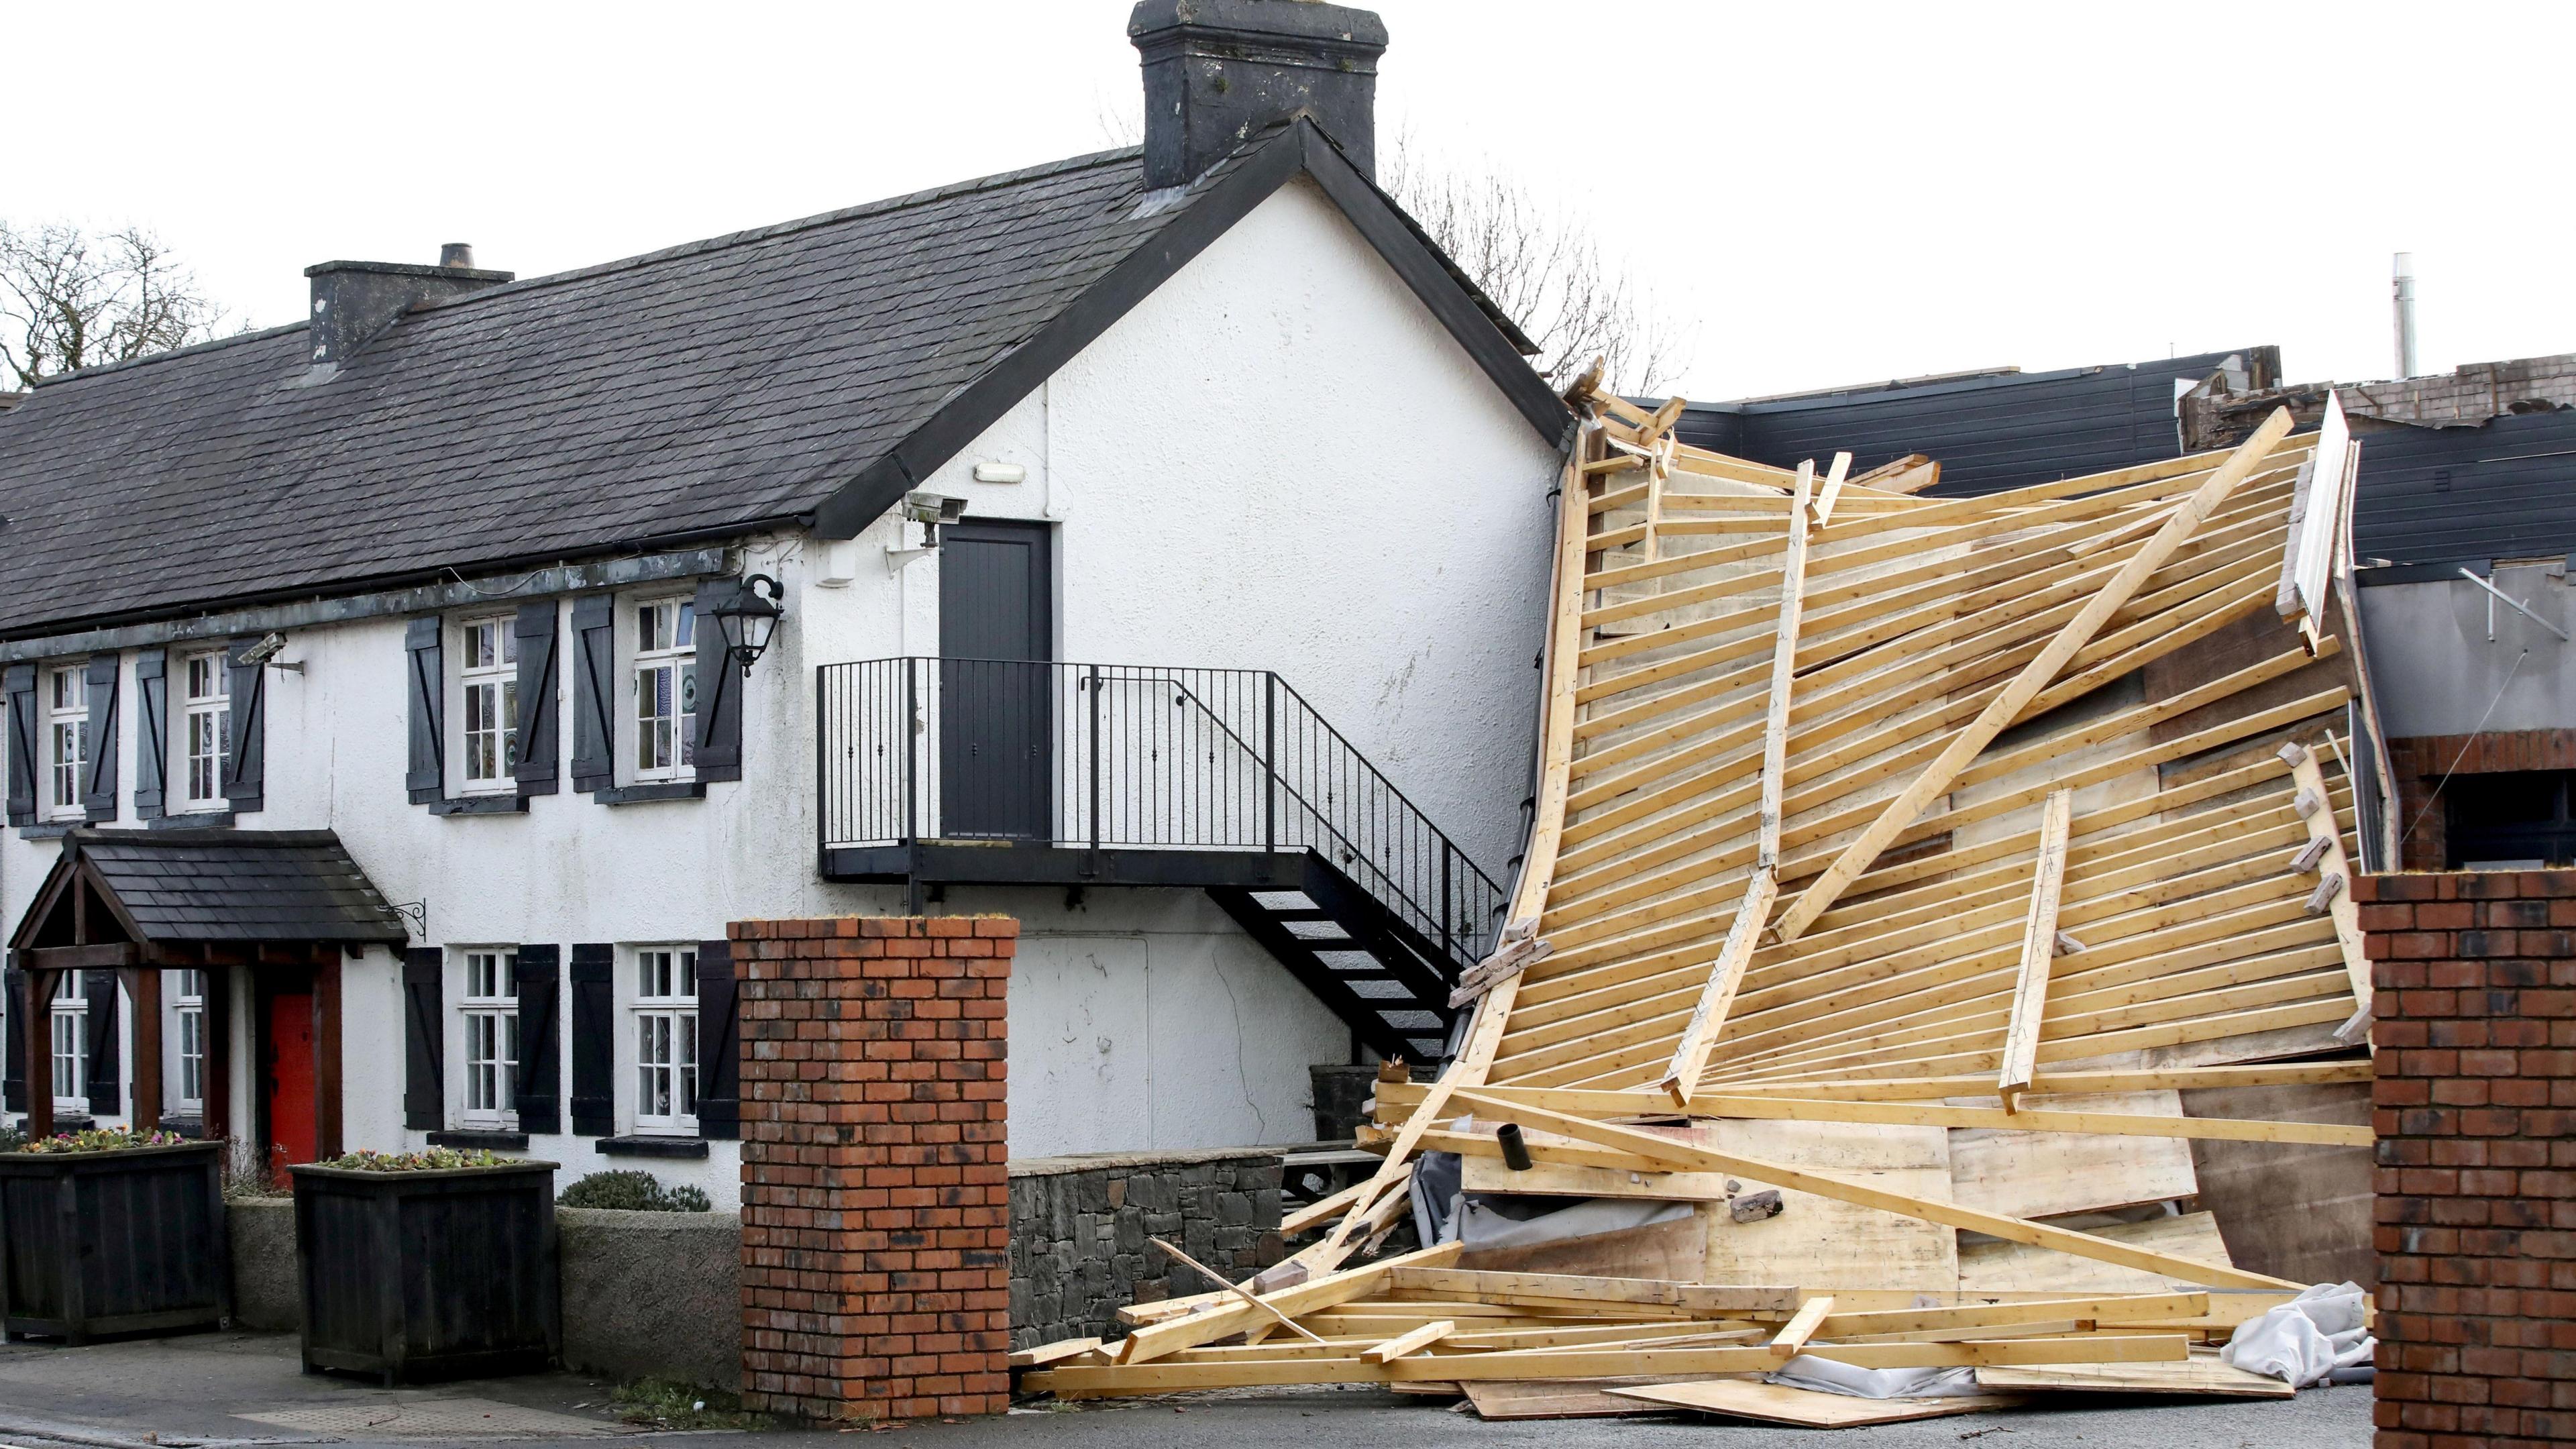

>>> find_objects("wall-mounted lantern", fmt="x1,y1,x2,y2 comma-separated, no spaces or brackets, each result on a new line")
709,574,786,676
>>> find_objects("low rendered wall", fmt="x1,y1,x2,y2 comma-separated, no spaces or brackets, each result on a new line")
227,1197,299,1332
223,1195,743,1391
1008,1147,1283,1350
560,1208,743,1391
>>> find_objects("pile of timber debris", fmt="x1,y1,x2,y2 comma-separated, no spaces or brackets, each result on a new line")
1014,376,2384,1426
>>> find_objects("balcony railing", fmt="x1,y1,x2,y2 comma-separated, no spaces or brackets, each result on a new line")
817,657,1506,967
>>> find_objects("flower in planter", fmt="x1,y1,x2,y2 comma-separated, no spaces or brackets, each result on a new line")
311,1147,515,1172
11,1126,193,1154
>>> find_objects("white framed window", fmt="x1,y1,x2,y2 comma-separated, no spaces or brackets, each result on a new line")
460,617,519,792
181,651,230,810
46,665,87,820
50,974,85,1111
632,599,695,782
460,950,519,1128
633,947,698,1134
173,970,207,1114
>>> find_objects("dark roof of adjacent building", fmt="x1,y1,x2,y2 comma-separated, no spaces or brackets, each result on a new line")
0,123,1560,642
2347,409,2576,576
60,828,409,945
1672,348,2273,497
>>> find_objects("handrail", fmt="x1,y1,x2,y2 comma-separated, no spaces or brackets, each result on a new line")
816,656,1505,967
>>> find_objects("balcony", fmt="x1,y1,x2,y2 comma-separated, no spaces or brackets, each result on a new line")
815,658,1506,1060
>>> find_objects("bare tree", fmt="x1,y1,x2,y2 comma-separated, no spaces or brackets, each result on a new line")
1381,134,1690,397
0,221,226,388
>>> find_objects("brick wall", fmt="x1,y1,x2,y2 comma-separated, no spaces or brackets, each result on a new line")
2385,729,2576,871
2359,870,2576,1449
733,916,1015,1424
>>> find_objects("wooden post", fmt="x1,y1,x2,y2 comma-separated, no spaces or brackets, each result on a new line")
23,965,55,1139
203,964,233,1144
1998,789,2074,1110
314,955,344,1161
125,966,164,1133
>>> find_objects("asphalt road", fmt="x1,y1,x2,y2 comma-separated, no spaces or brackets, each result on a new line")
0,1332,2374,1449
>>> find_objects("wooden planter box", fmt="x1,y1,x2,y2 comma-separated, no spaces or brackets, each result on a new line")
290,1160,559,1385
0,1140,230,1343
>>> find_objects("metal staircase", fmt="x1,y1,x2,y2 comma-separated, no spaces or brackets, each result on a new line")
816,657,1505,1060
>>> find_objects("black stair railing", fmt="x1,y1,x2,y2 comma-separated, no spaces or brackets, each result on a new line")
817,657,1506,967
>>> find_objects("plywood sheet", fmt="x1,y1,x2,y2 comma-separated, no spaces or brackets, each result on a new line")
1947,1092,2197,1218
2180,1081,2375,1289
1976,1358,2293,1397
1956,1210,2236,1294
1463,1378,1698,1419
1700,1120,1958,1290
1607,1380,2023,1426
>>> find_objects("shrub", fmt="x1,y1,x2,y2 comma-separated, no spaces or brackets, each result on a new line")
10,1126,191,1155
558,1170,710,1212
312,1147,513,1172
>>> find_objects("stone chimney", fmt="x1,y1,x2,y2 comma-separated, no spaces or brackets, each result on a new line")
304,246,513,366
1127,0,1387,191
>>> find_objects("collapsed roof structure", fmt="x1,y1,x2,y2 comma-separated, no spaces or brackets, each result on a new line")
1013,372,2383,1419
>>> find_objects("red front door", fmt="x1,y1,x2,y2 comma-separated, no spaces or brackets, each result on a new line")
266,988,317,1178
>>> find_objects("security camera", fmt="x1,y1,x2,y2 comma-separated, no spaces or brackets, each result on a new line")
900,492,967,526
235,632,304,673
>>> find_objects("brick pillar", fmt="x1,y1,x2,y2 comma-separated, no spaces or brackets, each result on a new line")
733,916,1015,1424
2358,870,2576,1449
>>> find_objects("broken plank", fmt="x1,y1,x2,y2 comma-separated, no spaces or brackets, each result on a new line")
1769,1296,1833,1358
1655,869,1779,1106
1383,1268,1797,1316
1360,1320,1456,1363
1113,1239,1462,1364
1007,1336,1102,1368
2284,742,2371,1016
2000,788,2075,1108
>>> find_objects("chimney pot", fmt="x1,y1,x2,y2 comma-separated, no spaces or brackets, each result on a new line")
1128,0,1387,191
439,242,477,270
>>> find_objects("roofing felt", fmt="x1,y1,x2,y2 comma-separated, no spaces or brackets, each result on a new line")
0,144,1232,638
60,828,409,945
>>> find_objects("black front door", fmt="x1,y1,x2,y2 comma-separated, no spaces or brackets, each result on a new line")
938,521,1053,840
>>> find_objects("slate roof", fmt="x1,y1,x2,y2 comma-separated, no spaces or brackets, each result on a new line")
0,141,1263,638
64,828,409,945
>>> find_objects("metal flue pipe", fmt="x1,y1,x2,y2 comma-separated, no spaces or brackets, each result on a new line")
2393,252,2420,378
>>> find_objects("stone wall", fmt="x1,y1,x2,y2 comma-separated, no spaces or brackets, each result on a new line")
226,1197,298,1331
1008,1148,1283,1350
735,916,1014,1424
2360,869,2576,1449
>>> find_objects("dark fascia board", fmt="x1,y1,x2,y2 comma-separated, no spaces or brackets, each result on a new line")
812,121,1571,539
1674,348,2269,420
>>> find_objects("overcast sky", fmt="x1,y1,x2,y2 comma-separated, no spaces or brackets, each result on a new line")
11,1,2568,401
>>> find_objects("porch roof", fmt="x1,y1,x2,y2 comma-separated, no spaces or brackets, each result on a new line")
9,828,409,952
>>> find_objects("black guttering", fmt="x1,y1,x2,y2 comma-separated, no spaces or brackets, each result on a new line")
812,121,1570,539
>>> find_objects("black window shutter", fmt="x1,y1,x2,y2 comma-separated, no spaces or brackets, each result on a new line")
513,946,562,1134
405,617,444,806
4,664,36,826
569,597,614,794
84,969,120,1117
2,965,24,1112
133,650,168,820
402,947,445,1131
513,602,560,798
690,580,743,782
221,639,265,814
696,938,739,1140
81,654,119,822
569,943,614,1136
